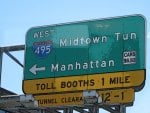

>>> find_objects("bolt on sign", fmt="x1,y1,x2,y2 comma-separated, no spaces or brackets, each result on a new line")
34,88,134,107
23,15,146,94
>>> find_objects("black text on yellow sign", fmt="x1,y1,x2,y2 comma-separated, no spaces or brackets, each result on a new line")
23,70,145,94
34,88,134,107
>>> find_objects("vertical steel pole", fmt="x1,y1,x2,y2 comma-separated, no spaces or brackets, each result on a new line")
119,105,126,113
64,108,73,113
0,47,3,87
67,108,73,113
39,109,45,113
93,106,99,113
63,109,67,113
89,108,93,113
89,106,99,113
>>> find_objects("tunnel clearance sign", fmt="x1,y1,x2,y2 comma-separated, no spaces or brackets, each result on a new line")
23,15,145,94
34,88,134,107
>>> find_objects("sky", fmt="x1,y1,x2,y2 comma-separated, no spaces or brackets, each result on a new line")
0,0,150,113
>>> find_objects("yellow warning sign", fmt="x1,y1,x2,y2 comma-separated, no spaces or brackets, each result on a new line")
23,70,144,94
34,88,134,107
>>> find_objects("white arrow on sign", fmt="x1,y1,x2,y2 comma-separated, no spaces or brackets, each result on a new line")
29,64,45,75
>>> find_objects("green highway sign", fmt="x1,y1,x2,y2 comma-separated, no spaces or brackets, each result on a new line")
24,15,145,81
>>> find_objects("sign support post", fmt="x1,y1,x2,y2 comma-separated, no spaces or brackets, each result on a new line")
119,105,126,113
93,106,99,113
66,108,73,113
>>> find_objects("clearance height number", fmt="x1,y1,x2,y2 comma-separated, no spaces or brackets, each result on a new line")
23,70,145,94
34,88,134,107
